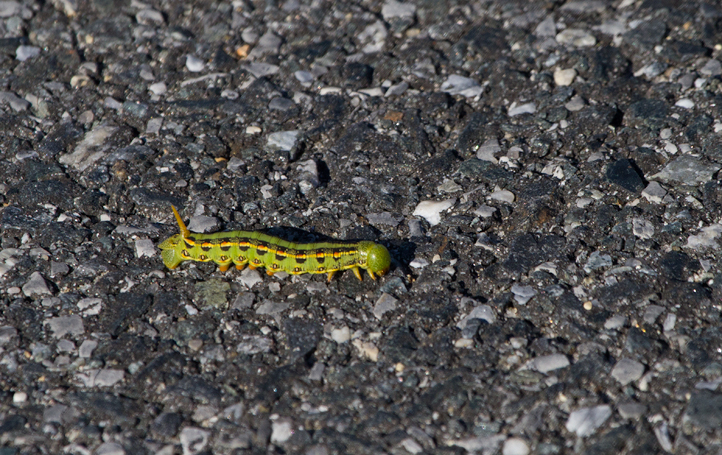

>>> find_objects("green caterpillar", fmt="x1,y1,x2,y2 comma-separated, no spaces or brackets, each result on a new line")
158,206,391,281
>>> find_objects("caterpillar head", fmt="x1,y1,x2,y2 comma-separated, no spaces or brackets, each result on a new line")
158,234,184,269
358,241,391,277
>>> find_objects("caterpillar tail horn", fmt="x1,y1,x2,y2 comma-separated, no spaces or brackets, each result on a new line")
171,205,191,238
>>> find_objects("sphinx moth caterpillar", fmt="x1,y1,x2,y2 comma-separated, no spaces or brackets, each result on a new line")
158,206,391,281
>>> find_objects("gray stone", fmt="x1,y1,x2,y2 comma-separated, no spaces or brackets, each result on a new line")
367,212,403,227
95,442,126,455
134,239,156,258
511,284,537,305
584,251,612,272
58,124,118,171
0,326,17,346
508,102,536,117
642,182,667,203
237,335,272,355
23,272,52,297
556,28,596,47
0,91,30,111
187,216,220,233
374,293,398,319
180,427,211,455
618,402,647,419
532,354,570,373
611,358,645,386
651,155,721,185
256,300,290,315
381,0,415,20
46,315,84,338
685,390,722,430
79,340,98,358
15,45,40,61
565,405,612,437
0,1,21,17
441,75,482,97
267,130,301,151
700,59,722,77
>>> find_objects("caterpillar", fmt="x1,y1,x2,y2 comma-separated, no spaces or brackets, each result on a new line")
158,206,391,281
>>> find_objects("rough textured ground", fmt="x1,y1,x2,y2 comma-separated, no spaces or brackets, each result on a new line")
2,0,722,454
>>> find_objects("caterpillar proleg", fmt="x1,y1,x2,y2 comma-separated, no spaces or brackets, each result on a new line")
158,206,391,281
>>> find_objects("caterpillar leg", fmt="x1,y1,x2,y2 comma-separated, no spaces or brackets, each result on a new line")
266,270,275,276
352,267,363,281
235,264,246,271
367,269,377,280
218,264,231,272
248,264,257,270
326,271,336,282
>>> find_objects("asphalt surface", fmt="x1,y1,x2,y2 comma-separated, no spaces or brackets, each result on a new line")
2,0,722,454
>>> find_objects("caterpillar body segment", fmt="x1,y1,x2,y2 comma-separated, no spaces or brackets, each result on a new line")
158,206,391,282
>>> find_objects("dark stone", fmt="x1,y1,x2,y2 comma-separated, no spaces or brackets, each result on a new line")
663,282,711,306
625,99,668,129
462,25,508,58
38,121,83,159
152,412,183,437
129,188,185,209
686,337,711,368
68,392,141,424
596,279,652,306
36,222,92,248
586,46,632,82
174,162,194,180
17,179,80,210
212,46,236,71
686,114,713,141
255,364,305,401
103,145,153,164
660,251,698,281
105,293,153,337
630,146,664,175
605,159,646,193
575,105,619,131
166,376,222,404
0,415,26,434
457,158,491,177
332,122,376,155
283,318,322,362
234,176,260,203
240,77,285,109
22,159,65,182
341,62,374,89
661,40,710,64
382,326,418,364
583,425,635,455
623,21,667,50
503,234,566,274
457,112,494,157
685,390,722,430
420,376,464,409
76,189,110,217
404,109,436,157
292,40,332,61
624,327,665,355
0,206,49,232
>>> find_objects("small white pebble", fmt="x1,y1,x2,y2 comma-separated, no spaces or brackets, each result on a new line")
554,68,576,86
331,326,351,344
13,392,27,403
675,98,694,109
149,82,167,95
186,55,205,72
